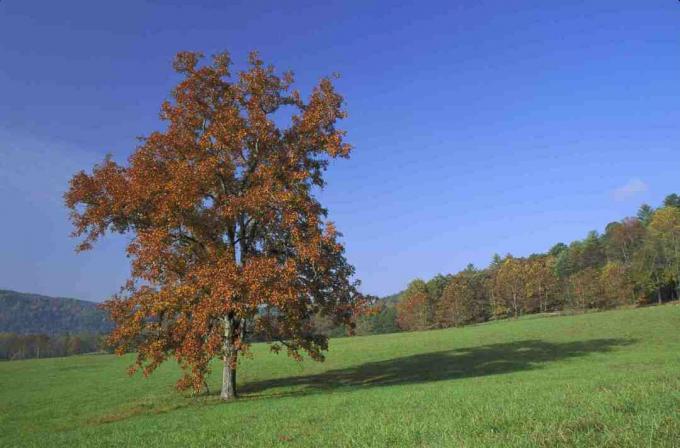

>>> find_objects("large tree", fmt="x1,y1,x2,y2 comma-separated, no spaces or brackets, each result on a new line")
65,51,365,400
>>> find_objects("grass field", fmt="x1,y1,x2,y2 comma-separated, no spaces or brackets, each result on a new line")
1,305,680,447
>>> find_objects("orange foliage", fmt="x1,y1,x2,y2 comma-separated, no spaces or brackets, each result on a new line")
395,280,430,331
65,51,365,395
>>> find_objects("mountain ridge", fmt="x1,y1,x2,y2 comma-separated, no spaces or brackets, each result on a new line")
0,289,112,335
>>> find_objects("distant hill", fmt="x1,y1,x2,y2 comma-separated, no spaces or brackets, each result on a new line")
380,291,403,306
0,290,112,335
0,288,402,337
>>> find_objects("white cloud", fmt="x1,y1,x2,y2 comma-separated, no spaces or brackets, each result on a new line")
611,178,649,202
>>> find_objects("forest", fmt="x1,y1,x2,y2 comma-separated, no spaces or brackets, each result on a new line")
0,332,105,361
0,290,112,360
354,194,680,334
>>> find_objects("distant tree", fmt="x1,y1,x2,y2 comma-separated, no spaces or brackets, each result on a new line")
569,267,602,310
375,306,399,334
493,257,529,318
311,313,347,338
0,333,11,359
525,255,559,313
436,265,488,327
548,243,568,257
67,335,82,356
0,333,103,360
632,236,666,305
396,280,430,331
580,231,606,269
490,253,503,268
647,207,680,300
555,231,606,281
554,246,576,279
426,274,450,303
603,218,645,265
356,303,399,335
637,204,655,226
425,274,451,323
9,335,27,360
599,262,635,307
663,193,680,209
34,334,49,358
65,51,365,400
486,254,503,315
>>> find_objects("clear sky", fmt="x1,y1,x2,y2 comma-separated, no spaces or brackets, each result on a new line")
1,1,679,301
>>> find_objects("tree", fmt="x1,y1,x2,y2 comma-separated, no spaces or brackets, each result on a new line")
632,235,667,305
648,207,680,300
663,193,680,209
603,218,645,265
65,51,364,400
525,255,559,313
493,256,529,318
637,204,654,226
490,253,503,268
396,280,430,331
435,265,488,327
554,245,576,279
486,254,503,316
548,243,568,257
356,303,399,335
554,231,605,279
425,274,451,324
568,267,602,310
67,335,82,356
599,262,635,307
34,334,49,359
580,231,606,269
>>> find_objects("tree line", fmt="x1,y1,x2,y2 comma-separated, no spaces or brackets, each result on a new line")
0,332,108,361
6,194,678,359
351,194,680,334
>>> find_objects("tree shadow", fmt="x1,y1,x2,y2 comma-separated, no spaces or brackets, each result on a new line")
240,338,636,399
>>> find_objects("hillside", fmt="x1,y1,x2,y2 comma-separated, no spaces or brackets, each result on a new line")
379,290,403,306
1,304,679,447
0,290,111,335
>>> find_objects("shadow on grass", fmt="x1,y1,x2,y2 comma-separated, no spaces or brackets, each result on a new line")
92,338,635,424
240,338,636,399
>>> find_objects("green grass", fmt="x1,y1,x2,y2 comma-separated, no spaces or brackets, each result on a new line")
2,305,680,447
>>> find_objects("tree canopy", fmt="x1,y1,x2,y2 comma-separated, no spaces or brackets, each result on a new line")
65,51,365,399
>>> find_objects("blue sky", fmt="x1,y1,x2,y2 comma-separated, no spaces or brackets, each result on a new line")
1,0,679,301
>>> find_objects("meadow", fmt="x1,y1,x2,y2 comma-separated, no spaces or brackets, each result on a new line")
1,304,679,447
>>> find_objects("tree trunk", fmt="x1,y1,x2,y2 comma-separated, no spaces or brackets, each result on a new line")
220,316,238,401
657,288,662,305
221,353,237,400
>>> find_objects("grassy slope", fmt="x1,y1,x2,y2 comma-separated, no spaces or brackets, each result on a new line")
1,305,680,447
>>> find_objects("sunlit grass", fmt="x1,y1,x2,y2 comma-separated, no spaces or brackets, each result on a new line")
2,304,680,447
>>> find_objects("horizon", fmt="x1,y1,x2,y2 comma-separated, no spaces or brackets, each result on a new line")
2,0,680,301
